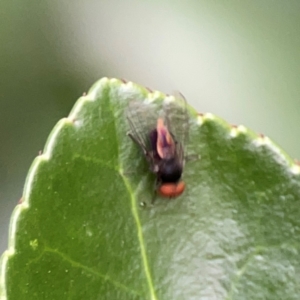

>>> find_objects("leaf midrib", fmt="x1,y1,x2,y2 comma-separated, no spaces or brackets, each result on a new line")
107,86,157,300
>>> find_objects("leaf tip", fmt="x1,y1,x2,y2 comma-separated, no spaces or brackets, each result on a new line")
230,124,247,137
196,114,204,126
164,94,176,103
203,112,215,120
252,135,294,169
147,90,164,102
86,77,110,100
252,134,269,147
291,160,300,175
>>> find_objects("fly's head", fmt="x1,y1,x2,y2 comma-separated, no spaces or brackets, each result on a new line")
156,118,176,159
158,157,183,183
156,157,185,198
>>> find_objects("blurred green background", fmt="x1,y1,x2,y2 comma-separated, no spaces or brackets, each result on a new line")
1,0,300,253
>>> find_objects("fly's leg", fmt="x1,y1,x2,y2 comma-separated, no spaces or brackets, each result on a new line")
185,154,200,162
122,133,147,177
127,132,148,155
127,131,159,204
129,133,159,172
151,192,157,205
127,132,156,165
150,164,159,174
151,179,159,205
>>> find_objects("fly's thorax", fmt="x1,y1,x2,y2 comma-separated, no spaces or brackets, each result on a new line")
149,129,158,152
156,119,176,159
159,157,183,183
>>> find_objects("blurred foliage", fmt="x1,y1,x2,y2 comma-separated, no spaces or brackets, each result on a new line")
0,1,104,251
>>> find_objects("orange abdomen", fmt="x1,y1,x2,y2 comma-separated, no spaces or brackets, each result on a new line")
157,181,185,198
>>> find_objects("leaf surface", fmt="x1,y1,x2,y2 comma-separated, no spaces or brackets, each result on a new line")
1,78,300,300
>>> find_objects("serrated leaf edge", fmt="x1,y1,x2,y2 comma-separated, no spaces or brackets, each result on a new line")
1,77,300,300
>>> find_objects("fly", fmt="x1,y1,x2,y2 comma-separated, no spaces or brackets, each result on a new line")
126,93,190,200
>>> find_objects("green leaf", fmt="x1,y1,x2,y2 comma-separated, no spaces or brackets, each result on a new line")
1,78,300,300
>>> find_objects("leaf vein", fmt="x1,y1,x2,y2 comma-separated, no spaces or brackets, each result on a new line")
29,247,142,297
121,174,158,300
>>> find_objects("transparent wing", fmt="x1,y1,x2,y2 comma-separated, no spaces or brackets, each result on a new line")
126,99,158,155
163,92,189,163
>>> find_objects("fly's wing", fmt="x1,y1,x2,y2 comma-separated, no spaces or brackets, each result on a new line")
126,99,158,161
163,92,189,165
